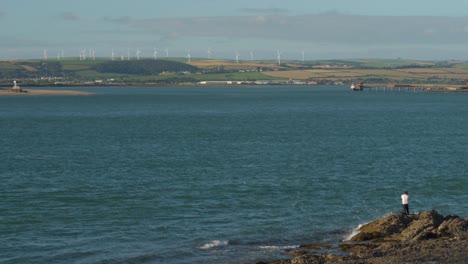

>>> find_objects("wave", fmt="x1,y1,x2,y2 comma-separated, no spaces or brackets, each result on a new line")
343,223,364,241
344,212,398,241
198,240,229,250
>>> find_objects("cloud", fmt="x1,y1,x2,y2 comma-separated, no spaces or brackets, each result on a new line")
59,12,80,21
103,16,132,25
103,14,468,46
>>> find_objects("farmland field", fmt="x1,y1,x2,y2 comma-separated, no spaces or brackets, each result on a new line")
2,58,468,85
263,67,468,82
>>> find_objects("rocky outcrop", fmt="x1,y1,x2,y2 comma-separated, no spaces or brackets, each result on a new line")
263,211,468,264
351,210,467,242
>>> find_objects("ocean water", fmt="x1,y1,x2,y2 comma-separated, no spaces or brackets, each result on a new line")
1,86,467,263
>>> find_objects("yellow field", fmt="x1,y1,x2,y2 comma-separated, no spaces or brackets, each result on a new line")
190,59,281,69
262,68,468,81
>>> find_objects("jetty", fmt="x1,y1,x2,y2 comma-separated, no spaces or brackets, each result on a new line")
363,83,468,92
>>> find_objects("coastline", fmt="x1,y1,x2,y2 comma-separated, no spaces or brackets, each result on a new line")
2,83,468,92
261,211,467,264
0,89,93,96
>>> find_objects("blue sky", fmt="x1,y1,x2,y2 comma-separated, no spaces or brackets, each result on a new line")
2,0,468,60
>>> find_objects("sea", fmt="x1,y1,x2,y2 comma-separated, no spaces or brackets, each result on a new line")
1,86,467,264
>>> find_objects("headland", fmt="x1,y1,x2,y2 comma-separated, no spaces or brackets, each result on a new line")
261,211,467,264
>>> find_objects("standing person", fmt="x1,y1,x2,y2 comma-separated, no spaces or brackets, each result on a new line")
401,191,409,215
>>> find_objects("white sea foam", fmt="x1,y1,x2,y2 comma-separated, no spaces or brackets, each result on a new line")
258,245,300,250
199,240,229,250
344,212,395,241
343,223,365,241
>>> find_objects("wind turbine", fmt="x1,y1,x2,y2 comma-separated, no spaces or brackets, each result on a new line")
276,50,282,66
43,50,48,60
136,49,141,60
153,48,158,60
249,50,254,61
127,48,130,60
80,49,87,60
112,49,115,61
207,47,212,59
164,48,169,58
301,50,305,62
235,50,240,63
186,49,191,63
61,49,64,59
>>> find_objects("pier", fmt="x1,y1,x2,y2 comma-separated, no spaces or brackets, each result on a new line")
363,84,468,92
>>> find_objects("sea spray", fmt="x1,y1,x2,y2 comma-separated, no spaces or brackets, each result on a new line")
198,240,229,250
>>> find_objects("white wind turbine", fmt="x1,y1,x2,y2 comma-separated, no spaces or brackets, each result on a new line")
249,50,254,61
164,48,169,58
136,49,141,60
111,49,115,61
235,50,240,63
80,49,87,60
153,48,158,60
276,50,282,66
43,50,48,60
301,50,305,62
207,47,212,59
187,49,191,63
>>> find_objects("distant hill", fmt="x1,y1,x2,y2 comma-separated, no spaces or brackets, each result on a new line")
0,60,64,79
92,59,199,75
2,58,468,86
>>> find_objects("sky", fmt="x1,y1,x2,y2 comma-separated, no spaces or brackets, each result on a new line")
2,0,468,60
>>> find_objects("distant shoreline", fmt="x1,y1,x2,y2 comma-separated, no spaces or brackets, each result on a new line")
1,84,467,94
0,89,94,96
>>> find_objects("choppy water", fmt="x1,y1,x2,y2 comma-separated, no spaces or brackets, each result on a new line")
1,86,467,263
